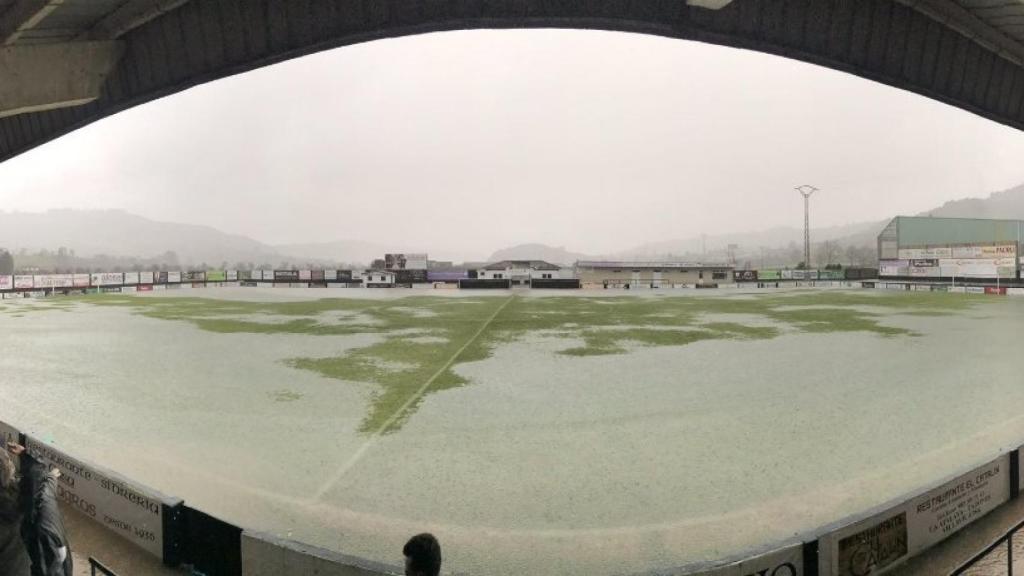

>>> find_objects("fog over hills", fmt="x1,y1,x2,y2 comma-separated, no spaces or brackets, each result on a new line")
4,183,1024,269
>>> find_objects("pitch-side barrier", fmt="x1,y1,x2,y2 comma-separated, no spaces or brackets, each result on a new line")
2,416,1023,575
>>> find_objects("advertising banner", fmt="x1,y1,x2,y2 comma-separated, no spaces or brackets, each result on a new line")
910,267,941,278
819,454,1008,576
166,271,181,283
90,273,123,286
206,270,226,282
939,258,1015,278
0,275,11,290
880,260,909,277
899,247,952,260
183,271,205,282
139,271,154,285
72,274,90,288
14,275,34,289
733,270,758,281
311,270,325,281
324,270,338,281
981,244,1016,258
781,270,794,280
910,259,937,267
226,270,238,281
298,270,312,281
385,253,428,270
33,275,75,289
758,270,781,281
336,270,353,281
123,272,140,285
818,270,844,280
24,436,182,561
275,270,299,281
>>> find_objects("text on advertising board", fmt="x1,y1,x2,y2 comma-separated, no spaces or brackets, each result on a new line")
24,436,178,559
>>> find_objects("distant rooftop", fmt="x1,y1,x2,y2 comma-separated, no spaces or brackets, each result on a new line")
889,216,1024,247
575,261,734,269
482,260,562,271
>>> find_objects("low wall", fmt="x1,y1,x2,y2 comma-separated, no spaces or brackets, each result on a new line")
241,531,399,576
2,390,1022,575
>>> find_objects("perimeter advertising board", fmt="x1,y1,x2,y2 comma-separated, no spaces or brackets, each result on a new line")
14,275,33,289
385,253,428,270
123,272,140,285
939,258,1016,278
324,270,338,281
819,454,1008,576
337,270,353,281
139,271,155,284
206,270,226,282
909,267,940,278
166,271,181,283
33,274,74,289
91,273,123,286
0,275,11,290
734,270,758,281
781,270,794,280
227,270,238,281
298,270,312,281
311,270,325,281
24,435,183,562
275,270,299,281
759,270,781,281
879,260,909,277
819,270,844,280
184,271,205,282
73,274,90,288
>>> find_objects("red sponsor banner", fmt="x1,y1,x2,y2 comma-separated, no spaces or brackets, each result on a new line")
137,285,154,292
984,287,1007,295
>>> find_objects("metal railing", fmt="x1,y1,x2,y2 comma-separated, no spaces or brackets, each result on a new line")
952,519,1024,575
88,557,120,576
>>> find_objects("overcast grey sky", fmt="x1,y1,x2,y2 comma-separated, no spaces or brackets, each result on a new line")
2,29,1024,256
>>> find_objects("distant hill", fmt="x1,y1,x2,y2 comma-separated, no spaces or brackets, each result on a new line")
0,209,282,266
618,220,888,260
274,240,410,268
917,182,1024,220
486,243,595,266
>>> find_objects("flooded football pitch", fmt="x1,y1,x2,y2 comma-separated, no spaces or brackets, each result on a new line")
1,288,1022,575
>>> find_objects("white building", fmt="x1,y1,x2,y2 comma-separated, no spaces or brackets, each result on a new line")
477,260,573,286
359,270,395,287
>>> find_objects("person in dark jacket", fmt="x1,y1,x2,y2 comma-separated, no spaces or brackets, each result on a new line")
6,442,72,576
0,446,31,576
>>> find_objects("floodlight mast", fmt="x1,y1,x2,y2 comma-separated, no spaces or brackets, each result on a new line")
795,185,819,268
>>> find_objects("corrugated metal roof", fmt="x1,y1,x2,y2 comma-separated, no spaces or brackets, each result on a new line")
895,216,1024,246
4,0,1024,163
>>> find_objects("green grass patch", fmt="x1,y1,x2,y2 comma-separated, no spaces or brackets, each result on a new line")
53,290,982,433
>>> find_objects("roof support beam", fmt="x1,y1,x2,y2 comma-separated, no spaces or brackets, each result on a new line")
0,0,64,45
79,0,191,40
0,41,123,118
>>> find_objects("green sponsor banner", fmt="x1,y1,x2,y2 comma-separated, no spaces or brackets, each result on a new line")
758,270,781,280
819,270,844,280
206,270,227,282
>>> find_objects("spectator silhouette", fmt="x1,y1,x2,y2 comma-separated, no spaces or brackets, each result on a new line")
8,442,72,576
403,533,441,576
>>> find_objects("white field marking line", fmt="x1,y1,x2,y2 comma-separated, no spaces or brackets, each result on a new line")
311,295,515,501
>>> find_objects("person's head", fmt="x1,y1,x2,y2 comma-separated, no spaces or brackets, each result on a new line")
403,533,441,576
